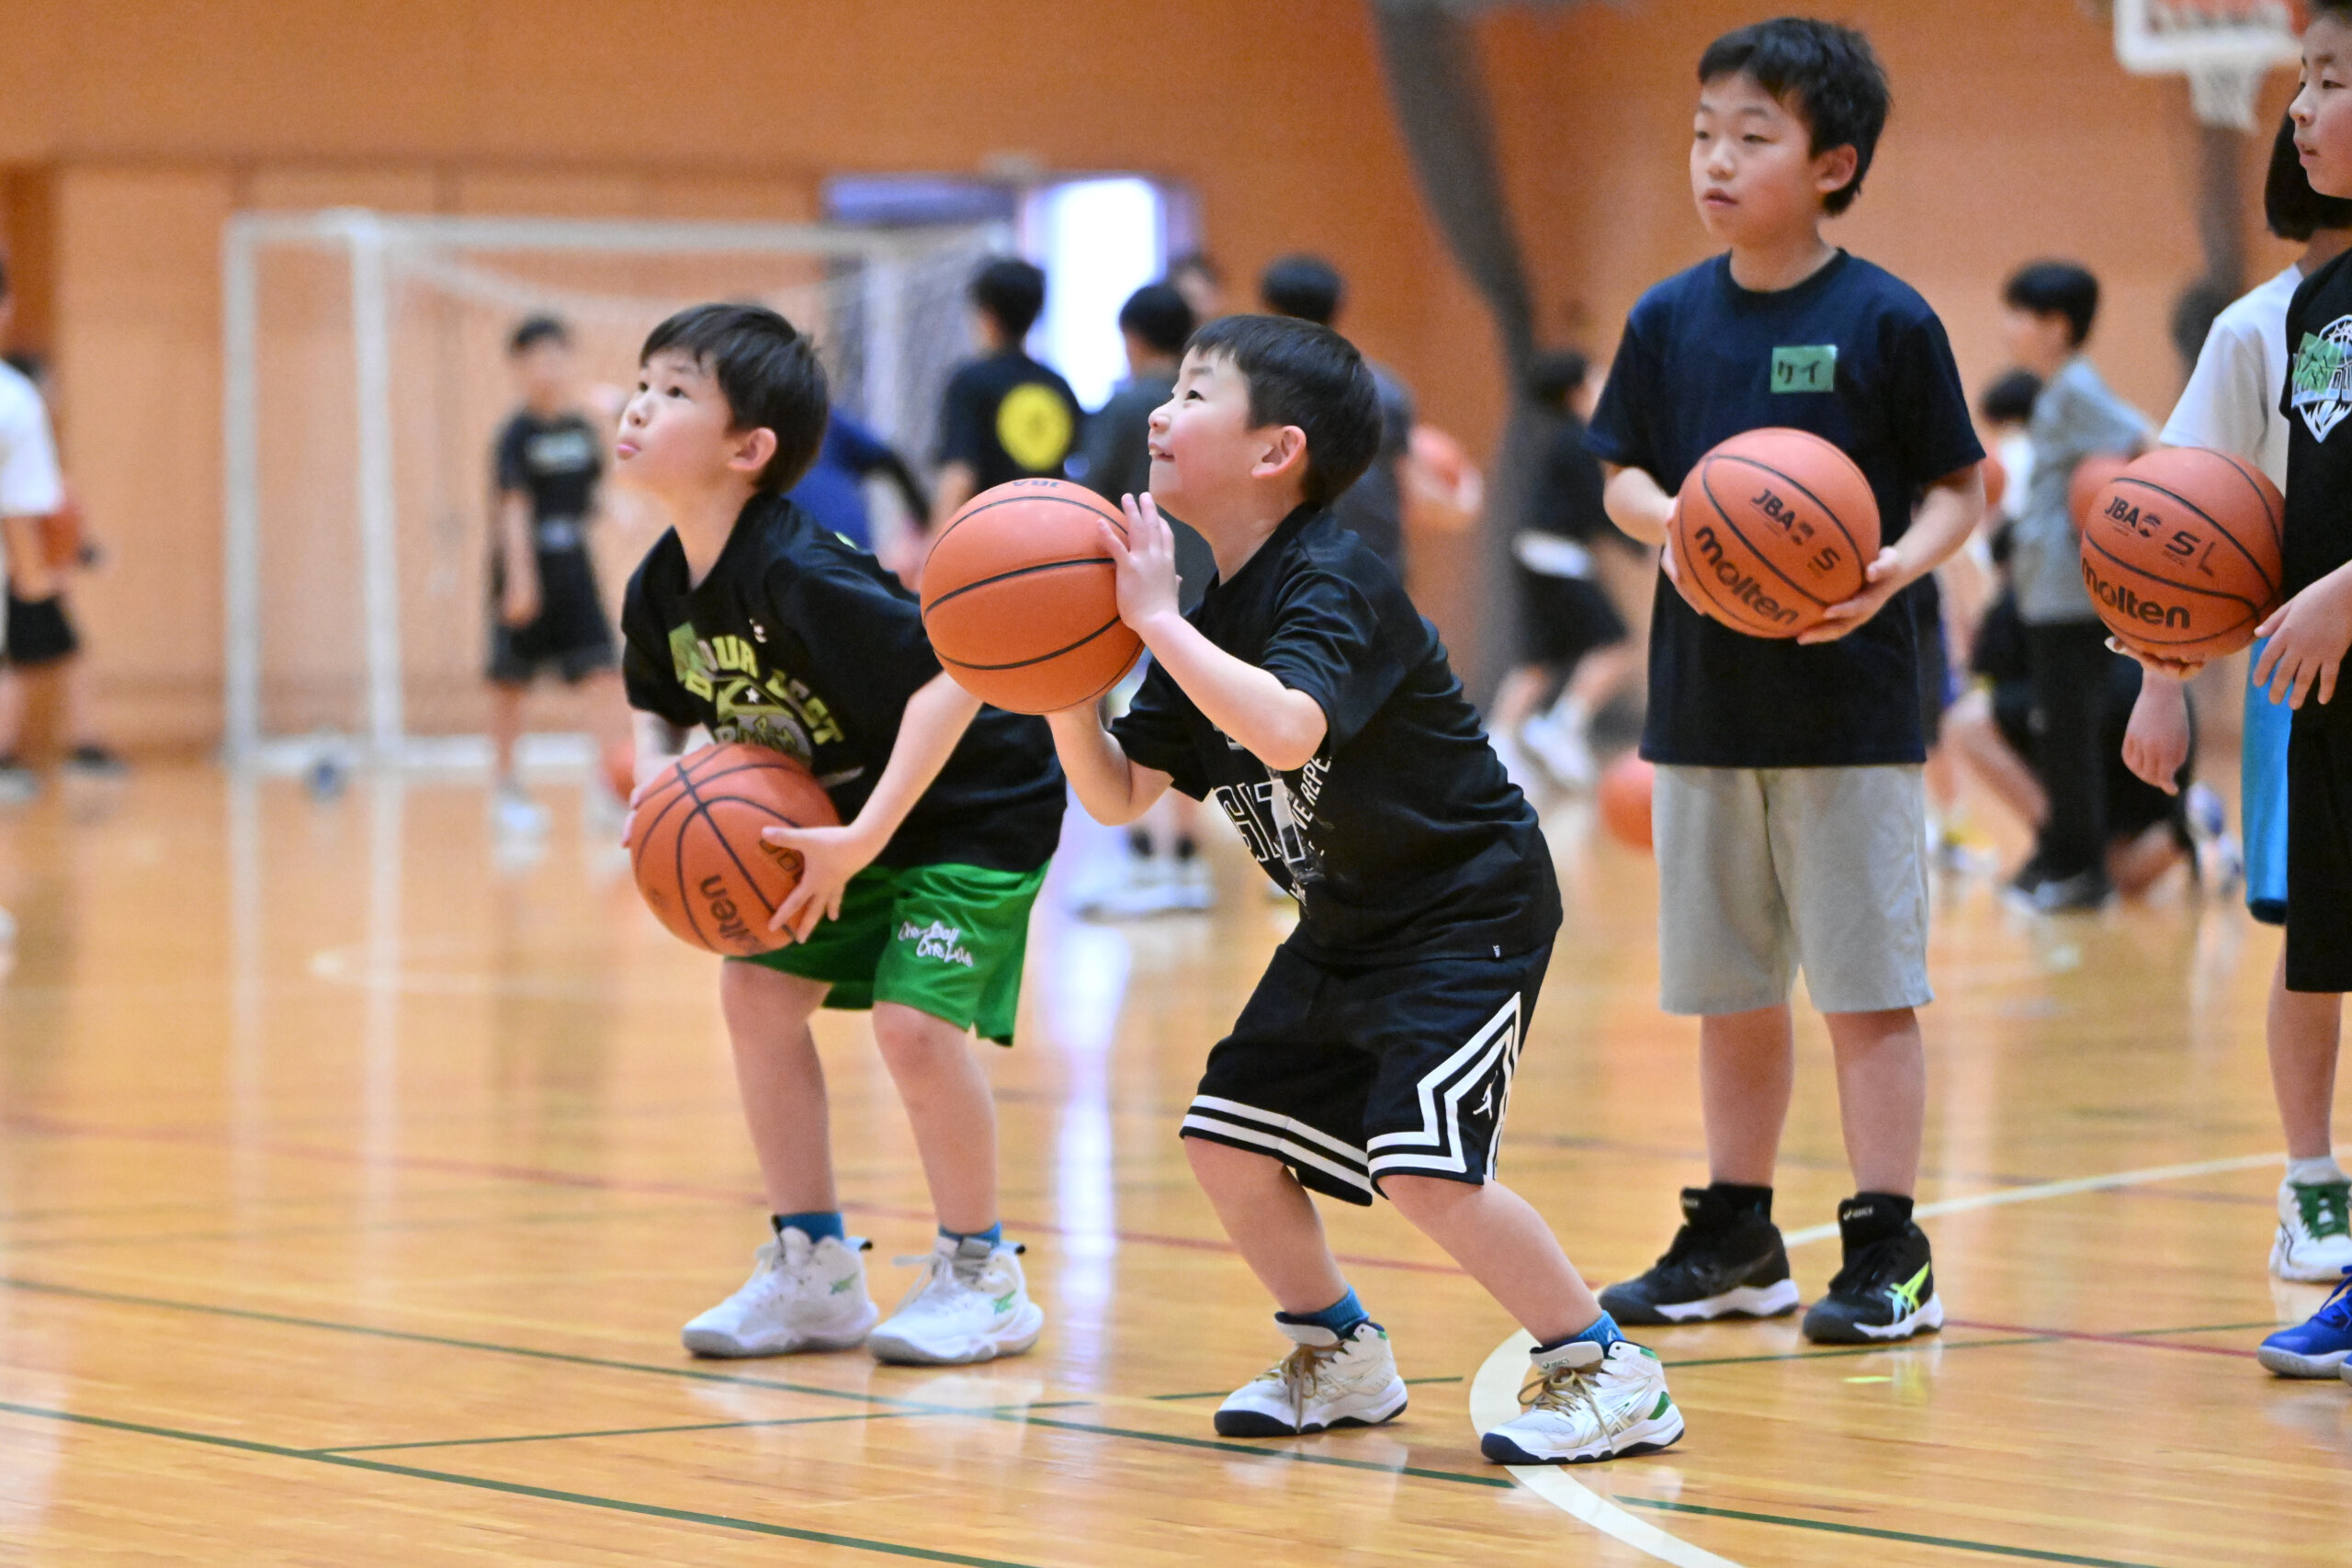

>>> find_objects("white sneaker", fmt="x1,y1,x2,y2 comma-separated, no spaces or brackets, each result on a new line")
1521,714,1596,791
681,1229,881,1358
1212,1320,1408,1438
492,784,549,838
865,1236,1044,1366
2272,1178,2352,1283
1480,1339,1684,1465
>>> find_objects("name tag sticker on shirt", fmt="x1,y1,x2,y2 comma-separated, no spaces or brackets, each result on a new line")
1770,344,1838,393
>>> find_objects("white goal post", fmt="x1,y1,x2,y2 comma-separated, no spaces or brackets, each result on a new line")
220,209,1000,773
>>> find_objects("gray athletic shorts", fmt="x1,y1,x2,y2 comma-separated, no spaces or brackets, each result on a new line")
1654,763,1932,1017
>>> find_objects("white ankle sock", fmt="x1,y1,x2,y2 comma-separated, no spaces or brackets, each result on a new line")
2286,1155,2346,1187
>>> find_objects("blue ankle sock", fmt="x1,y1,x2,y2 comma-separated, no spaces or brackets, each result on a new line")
939,1222,1002,1248
773,1210,844,1245
1535,1313,1623,1355
1275,1287,1369,1337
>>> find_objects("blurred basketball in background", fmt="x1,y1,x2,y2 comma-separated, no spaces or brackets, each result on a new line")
2067,451,2132,531
2079,446,2284,663
921,479,1144,714
1669,428,1880,638
603,739,636,804
1597,753,1654,852
1980,452,2007,516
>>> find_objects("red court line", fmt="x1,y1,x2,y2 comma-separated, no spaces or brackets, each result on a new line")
0,1112,1470,1279
1944,1317,2256,1358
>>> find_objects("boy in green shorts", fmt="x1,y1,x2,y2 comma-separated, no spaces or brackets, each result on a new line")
615,303,1068,1365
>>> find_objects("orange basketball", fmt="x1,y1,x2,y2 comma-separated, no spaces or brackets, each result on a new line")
921,479,1145,714
1670,428,1881,638
1980,451,2007,515
2078,446,2284,663
628,743,840,956
1597,752,1654,852
2068,451,2132,531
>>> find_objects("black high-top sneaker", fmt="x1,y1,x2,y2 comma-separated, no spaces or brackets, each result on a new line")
1801,1194,1942,1344
1598,1186,1800,1325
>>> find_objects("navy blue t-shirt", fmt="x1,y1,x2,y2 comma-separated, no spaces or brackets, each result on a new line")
1587,252,1983,767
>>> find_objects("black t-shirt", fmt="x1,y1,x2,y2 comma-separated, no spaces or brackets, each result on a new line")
620,495,1066,872
1587,252,1984,767
1112,506,1561,964
936,352,1084,491
495,411,603,549
1527,413,1612,543
2282,249,2352,737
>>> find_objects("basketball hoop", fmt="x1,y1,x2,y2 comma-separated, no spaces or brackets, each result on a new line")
2116,0,2302,128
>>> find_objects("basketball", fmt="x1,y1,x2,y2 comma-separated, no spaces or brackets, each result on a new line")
628,743,840,956
920,478,1145,714
1597,752,1654,852
2068,451,2131,531
1669,428,1881,638
2078,446,2284,662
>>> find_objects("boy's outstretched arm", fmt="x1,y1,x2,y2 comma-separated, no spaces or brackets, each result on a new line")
2254,558,2352,709
1103,494,1329,772
1801,462,1984,645
761,671,984,941
1046,705,1172,827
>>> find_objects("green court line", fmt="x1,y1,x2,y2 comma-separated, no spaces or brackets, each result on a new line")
1149,1374,1464,1402
317,1402,1091,1455
1616,1496,2173,1568
0,1398,1044,1567
2106,1320,2277,1337
981,1412,1513,1490
1665,1334,2057,1370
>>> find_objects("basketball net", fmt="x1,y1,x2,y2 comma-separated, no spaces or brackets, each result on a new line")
2115,0,2303,128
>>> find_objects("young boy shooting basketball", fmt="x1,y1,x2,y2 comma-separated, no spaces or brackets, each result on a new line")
1047,312,1684,1465
1587,18,1984,1344
614,303,1067,1366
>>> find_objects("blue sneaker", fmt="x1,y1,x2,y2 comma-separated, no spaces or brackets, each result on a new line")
2257,1269,2352,1378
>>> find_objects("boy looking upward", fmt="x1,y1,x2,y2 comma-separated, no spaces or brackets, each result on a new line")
1048,313,1684,1466
1587,18,1984,1345
615,304,1067,1367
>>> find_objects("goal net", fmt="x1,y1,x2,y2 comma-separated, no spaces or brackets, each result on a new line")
222,209,999,772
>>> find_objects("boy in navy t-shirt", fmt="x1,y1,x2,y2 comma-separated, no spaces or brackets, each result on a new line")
1585,18,1984,1345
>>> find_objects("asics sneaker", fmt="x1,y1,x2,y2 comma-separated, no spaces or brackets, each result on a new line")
1479,1339,1683,1465
865,1235,1045,1366
1214,1319,1408,1438
2271,1178,2352,1283
681,1228,880,1358
2257,1269,2352,1377
1801,1201,1942,1344
1597,1188,1801,1325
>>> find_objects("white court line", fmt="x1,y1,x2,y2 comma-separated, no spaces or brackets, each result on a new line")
1474,1148,2285,1565
1469,1337,1748,1568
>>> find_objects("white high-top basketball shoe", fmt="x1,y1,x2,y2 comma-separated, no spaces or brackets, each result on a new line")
681,1228,880,1358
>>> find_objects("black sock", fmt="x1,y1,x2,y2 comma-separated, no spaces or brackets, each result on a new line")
1837,1191,1914,1249
1691,1182,1773,1224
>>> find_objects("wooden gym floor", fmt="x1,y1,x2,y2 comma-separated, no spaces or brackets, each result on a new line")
0,761,2346,1566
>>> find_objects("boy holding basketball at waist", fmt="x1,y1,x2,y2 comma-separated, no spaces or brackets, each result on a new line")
614,303,1068,1366
1048,311,1684,1466
1587,18,1984,1345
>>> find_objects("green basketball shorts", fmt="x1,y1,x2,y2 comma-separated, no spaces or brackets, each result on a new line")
735,861,1048,1044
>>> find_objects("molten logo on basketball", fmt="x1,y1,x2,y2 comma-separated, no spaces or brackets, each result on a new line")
699,873,756,951
2080,558,2191,631
1689,525,1800,627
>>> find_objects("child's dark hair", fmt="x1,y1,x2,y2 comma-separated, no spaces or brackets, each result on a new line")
970,258,1046,341
1977,367,2042,426
639,303,830,494
1259,254,1345,328
1186,314,1380,508
508,314,571,355
1119,283,1194,357
2002,261,2100,346
1698,17,1891,217
2267,112,2352,241
1523,350,1591,412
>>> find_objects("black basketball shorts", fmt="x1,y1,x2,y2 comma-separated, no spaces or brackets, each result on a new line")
488,547,616,685
1180,941,1552,1207
2286,707,2352,993
1516,568,1628,669
5,593,78,667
